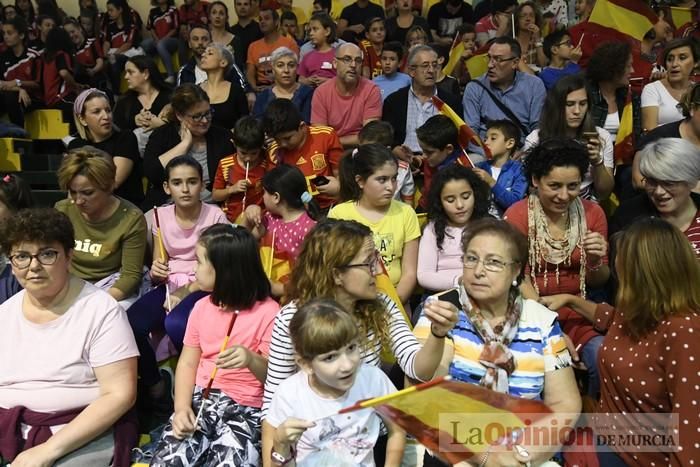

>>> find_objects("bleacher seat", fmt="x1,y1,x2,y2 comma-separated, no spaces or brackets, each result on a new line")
24,109,70,140
0,137,31,172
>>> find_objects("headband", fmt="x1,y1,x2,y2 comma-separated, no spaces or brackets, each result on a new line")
73,88,109,116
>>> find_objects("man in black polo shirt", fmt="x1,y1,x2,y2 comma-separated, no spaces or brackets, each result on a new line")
232,0,263,60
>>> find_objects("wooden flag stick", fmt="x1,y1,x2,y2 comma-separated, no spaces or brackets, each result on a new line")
153,206,171,313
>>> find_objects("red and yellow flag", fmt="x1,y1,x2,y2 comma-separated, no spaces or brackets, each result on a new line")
338,376,552,465
614,87,635,165
588,0,657,41
259,229,293,285
432,95,490,161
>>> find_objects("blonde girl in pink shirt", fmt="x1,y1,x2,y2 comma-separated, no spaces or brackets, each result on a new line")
150,224,280,466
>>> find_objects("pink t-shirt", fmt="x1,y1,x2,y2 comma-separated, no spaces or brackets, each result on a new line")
151,204,228,288
263,211,316,260
310,77,382,137
0,281,139,413
183,295,280,408
298,49,337,79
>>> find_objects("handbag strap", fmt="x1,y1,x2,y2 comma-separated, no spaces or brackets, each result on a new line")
472,79,530,136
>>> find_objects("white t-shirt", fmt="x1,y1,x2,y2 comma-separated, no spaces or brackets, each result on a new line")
266,364,397,467
641,80,685,128
603,111,620,140
0,281,139,414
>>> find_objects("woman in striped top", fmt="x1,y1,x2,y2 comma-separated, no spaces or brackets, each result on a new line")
415,218,581,466
260,219,459,465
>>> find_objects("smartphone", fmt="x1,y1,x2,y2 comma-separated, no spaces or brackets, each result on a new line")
582,131,598,141
311,175,330,186
434,288,461,310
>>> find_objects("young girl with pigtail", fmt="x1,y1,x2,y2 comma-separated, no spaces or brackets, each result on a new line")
243,164,320,297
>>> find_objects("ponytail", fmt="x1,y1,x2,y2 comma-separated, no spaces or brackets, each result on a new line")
262,165,321,220
338,143,398,202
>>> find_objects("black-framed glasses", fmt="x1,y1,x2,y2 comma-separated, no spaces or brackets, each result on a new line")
9,249,60,269
463,254,517,273
487,55,518,64
642,177,685,192
337,56,363,66
342,251,382,275
186,109,213,122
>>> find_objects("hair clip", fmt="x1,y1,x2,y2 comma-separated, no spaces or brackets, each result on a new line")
300,191,313,204
2,175,10,183
351,147,359,159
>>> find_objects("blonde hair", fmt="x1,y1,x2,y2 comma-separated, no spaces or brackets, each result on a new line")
73,90,111,141
289,298,360,360
616,217,700,338
286,220,390,350
57,147,116,192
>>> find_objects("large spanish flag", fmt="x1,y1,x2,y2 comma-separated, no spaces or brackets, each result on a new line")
432,95,490,161
259,228,293,285
588,0,657,41
614,87,635,165
337,376,552,465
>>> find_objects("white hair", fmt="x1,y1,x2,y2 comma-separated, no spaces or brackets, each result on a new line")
639,137,700,186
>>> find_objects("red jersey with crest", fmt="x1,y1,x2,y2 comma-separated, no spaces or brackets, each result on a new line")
147,6,179,40
213,154,268,223
178,1,210,28
267,125,343,209
75,38,104,68
360,39,382,78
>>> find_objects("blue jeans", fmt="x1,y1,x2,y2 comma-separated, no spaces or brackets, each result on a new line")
140,37,181,77
127,284,208,386
580,334,604,397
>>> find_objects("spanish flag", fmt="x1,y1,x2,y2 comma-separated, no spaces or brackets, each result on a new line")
614,86,635,165
432,95,490,161
665,6,696,29
259,228,293,285
336,376,552,465
588,0,657,41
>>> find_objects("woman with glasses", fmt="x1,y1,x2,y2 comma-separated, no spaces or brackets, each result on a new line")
199,44,249,131
415,218,580,466
641,38,699,131
611,138,700,258
55,147,147,309
514,1,546,71
0,208,139,467
504,138,609,398
524,74,615,201
252,47,314,122
143,83,235,207
260,218,459,466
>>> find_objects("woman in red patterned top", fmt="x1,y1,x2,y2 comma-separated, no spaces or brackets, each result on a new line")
540,217,700,467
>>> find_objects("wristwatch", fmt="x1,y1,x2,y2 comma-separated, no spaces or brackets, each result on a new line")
271,446,295,466
15,79,21,88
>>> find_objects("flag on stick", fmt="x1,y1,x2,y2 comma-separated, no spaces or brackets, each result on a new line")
614,85,635,165
588,0,657,41
432,95,491,161
153,206,172,313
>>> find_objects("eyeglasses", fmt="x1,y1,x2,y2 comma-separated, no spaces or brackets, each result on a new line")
412,61,439,71
9,249,60,269
556,40,573,47
642,177,685,192
487,55,518,64
463,254,517,273
186,109,213,122
342,251,382,275
337,56,364,66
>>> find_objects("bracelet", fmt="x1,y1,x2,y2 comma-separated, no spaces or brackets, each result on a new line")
535,41,543,47
478,449,491,467
591,158,604,166
586,258,603,271
430,325,447,339
271,445,295,466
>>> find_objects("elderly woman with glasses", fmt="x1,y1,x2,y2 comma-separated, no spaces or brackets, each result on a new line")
252,47,314,122
260,219,459,466
611,137,700,258
415,218,580,467
0,208,138,467
143,83,235,207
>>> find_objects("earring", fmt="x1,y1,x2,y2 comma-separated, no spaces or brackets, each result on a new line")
70,199,75,204
512,279,518,287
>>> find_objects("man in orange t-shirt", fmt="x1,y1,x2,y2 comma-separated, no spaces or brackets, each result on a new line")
246,7,300,90
263,98,343,210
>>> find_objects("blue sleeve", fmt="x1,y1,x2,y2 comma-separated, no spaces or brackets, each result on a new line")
491,162,528,210
0,265,21,305
528,79,547,132
463,82,485,154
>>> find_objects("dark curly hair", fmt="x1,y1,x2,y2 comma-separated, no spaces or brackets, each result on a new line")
427,164,491,250
586,41,632,85
0,208,74,256
524,137,590,184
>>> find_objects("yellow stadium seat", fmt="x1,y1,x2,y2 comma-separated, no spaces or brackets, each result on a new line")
24,109,70,140
0,138,30,172
155,52,181,76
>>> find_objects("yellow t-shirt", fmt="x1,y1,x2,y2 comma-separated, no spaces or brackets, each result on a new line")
329,200,421,285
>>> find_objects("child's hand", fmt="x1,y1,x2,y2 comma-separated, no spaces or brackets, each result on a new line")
392,145,413,163
244,204,263,226
461,48,473,61
274,418,316,447
172,407,196,439
164,293,182,312
229,179,251,194
316,175,339,197
150,258,169,283
216,345,252,369
472,167,497,187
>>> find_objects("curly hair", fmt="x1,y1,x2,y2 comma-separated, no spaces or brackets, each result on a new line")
524,137,589,184
586,41,631,85
0,208,74,256
285,219,391,350
426,165,491,250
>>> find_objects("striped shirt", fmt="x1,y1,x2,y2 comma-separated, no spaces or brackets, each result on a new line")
415,298,572,400
261,294,421,417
